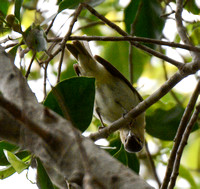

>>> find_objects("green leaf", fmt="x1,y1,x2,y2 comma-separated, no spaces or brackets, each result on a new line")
4,150,28,174
36,158,54,189
124,0,164,48
184,0,200,15
44,77,95,132
114,145,128,164
102,41,149,83
0,150,30,166
179,165,197,188
107,136,140,173
0,141,19,166
15,0,24,21
0,166,16,179
0,0,10,17
190,26,200,46
146,104,199,141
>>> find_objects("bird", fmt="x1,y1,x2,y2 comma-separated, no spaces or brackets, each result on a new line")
66,40,145,153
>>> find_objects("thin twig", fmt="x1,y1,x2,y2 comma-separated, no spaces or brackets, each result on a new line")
56,4,83,83
128,44,134,83
80,3,184,68
39,47,61,65
25,51,36,79
145,141,161,187
128,1,143,83
168,102,200,189
175,0,200,61
45,14,58,35
43,63,48,101
3,42,19,49
48,36,200,53
73,21,105,33
56,49,65,84
160,79,200,189
160,46,182,106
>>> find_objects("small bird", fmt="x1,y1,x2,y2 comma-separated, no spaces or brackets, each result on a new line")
66,41,145,153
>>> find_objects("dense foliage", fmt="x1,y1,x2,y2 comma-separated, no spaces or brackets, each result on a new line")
0,0,200,188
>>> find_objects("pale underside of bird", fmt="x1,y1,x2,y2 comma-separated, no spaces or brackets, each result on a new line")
66,41,145,153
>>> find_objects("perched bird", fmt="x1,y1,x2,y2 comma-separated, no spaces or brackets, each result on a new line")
66,41,145,153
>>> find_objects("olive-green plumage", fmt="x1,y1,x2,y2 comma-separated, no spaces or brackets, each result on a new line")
66,41,145,153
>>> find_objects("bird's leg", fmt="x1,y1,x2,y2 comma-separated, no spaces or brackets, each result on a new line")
115,100,128,118
95,107,106,130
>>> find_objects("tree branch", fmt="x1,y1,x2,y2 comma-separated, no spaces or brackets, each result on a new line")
47,36,200,53
0,46,154,189
90,72,185,141
168,102,200,189
175,0,200,61
160,79,200,189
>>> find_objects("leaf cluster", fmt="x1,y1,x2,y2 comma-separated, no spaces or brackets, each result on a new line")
0,0,200,189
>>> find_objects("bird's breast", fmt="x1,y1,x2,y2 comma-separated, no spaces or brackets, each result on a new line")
94,77,141,125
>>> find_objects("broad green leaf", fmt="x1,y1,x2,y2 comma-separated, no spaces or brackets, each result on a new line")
0,150,30,166
124,0,164,48
4,150,28,174
179,165,197,188
36,158,54,189
107,136,140,173
103,41,149,83
0,166,16,179
146,104,199,141
44,77,95,132
0,0,9,17
0,141,19,166
15,0,23,21
114,145,128,165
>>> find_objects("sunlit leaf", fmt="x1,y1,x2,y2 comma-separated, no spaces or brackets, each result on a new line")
0,166,16,179
190,26,200,46
0,141,19,166
179,165,197,188
4,150,28,174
